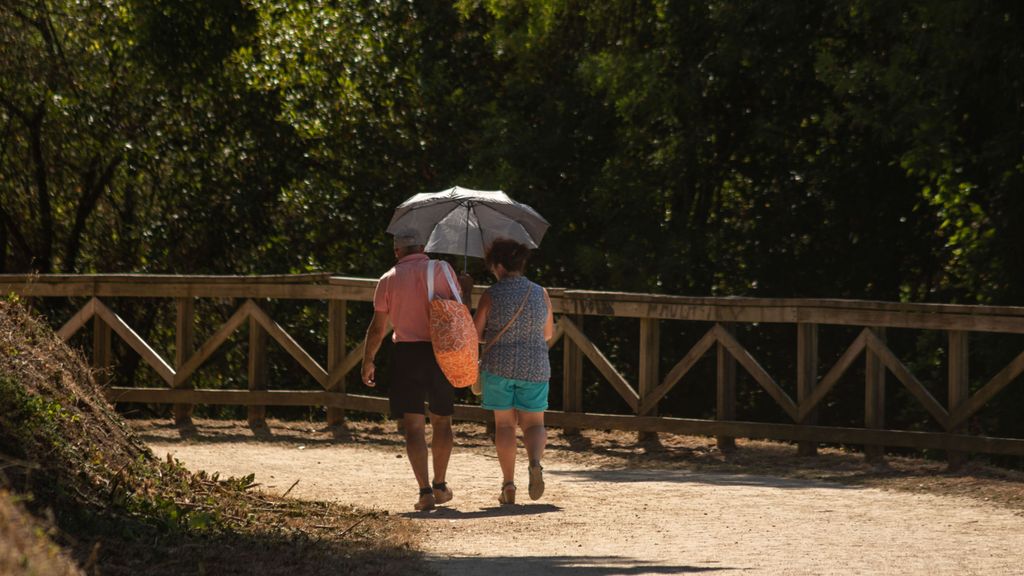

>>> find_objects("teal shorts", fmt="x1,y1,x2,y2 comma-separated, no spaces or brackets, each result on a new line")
479,370,549,412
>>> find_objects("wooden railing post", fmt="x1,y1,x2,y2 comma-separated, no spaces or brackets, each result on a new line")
638,317,659,442
326,299,347,427
948,330,969,470
92,315,112,386
562,315,584,435
716,323,737,453
173,298,194,425
248,317,268,427
865,327,887,463
797,323,819,456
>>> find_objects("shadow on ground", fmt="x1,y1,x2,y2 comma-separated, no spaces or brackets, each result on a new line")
400,503,561,520
134,419,407,449
550,467,860,490
424,554,735,575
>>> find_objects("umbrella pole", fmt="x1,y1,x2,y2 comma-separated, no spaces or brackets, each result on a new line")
463,204,471,273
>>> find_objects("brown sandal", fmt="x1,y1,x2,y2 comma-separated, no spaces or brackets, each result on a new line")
498,480,516,505
528,462,545,501
432,481,453,505
415,486,435,511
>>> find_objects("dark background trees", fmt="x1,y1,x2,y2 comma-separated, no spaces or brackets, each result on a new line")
3,0,1024,448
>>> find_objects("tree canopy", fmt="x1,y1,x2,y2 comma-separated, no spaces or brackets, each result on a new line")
4,0,1023,303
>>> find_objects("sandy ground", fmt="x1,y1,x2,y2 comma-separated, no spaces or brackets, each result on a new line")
139,420,1024,576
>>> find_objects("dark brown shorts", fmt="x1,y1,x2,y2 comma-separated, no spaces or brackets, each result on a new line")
389,342,454,418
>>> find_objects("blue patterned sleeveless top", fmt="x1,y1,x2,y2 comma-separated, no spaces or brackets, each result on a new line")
480,276,551,383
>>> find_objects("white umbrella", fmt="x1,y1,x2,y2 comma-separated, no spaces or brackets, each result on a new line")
387,186,549,270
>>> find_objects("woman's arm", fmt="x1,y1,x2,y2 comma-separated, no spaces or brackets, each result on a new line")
473,290,492,341
543,288,554,341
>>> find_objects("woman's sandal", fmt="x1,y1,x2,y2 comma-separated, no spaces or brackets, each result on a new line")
498,480,516,505
415,486,435,511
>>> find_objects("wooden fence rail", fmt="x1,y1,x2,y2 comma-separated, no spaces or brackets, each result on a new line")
5,273,1024,465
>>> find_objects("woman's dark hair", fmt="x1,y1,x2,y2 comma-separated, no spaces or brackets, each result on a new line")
485,238,530,273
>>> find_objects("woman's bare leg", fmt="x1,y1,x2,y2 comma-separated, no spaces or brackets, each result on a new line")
493,409,518,483
518,410,546,465
518,410,546,500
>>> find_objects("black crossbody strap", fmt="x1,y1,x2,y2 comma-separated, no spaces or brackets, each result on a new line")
481,284,533,356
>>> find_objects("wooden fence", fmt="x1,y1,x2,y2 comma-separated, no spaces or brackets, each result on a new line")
5,273,1024,464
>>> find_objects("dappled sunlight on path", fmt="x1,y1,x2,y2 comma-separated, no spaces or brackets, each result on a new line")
145,422,1024,576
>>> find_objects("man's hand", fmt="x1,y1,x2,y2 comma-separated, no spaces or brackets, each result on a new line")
362,311,390,388
361,361,376,387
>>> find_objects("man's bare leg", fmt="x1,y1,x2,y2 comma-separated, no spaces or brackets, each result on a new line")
428,412,454,503
403,413,433,510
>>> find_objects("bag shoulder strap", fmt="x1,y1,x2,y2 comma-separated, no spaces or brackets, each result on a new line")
427,260,435,301
427,260,462,304
482,283,533,355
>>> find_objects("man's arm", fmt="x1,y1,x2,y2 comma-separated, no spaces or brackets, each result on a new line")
361,311,391,387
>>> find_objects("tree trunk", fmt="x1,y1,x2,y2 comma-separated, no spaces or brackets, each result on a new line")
0,219,6,273
29,105,53,273
63,155,121,273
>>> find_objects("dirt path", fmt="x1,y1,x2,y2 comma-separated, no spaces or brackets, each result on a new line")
140,420,1024,575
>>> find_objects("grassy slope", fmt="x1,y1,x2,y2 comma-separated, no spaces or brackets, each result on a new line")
0,298,425,575
0,489,82,576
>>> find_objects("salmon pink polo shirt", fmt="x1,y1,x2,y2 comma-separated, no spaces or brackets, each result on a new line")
373,253,457,342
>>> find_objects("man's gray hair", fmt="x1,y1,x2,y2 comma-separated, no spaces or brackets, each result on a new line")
392,230,424,249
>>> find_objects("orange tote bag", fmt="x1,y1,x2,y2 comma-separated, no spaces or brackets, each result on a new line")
427,260,479,388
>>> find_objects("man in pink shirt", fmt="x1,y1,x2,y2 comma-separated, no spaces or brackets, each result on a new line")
362,231,464,511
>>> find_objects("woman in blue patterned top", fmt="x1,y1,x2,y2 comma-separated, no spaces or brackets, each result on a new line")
473,238,554,505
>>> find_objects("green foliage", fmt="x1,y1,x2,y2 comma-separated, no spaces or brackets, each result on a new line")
0,375,72,457
4,0,1023,294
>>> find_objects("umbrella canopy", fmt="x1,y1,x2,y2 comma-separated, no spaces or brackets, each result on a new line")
387,186,549,266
